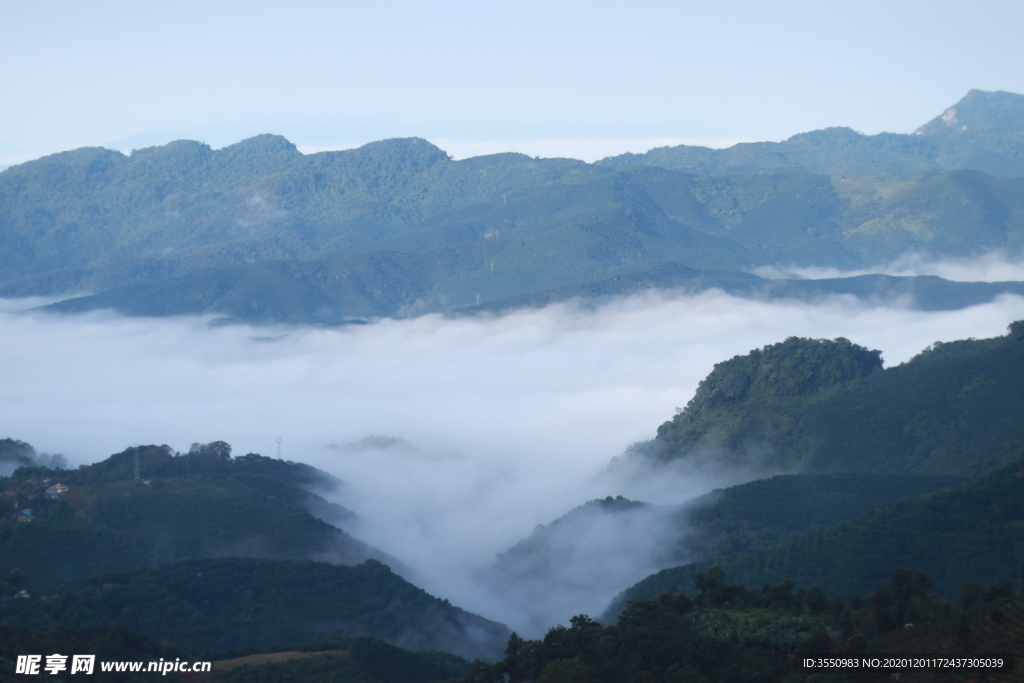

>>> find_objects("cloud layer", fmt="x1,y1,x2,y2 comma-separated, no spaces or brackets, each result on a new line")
3,288,1024,633
753,251,1024,283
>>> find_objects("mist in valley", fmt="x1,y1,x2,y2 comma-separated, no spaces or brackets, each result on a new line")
4,265,1024,635
754,250,1024,283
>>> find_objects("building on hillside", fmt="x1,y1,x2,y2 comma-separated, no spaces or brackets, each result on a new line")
45,484,68,497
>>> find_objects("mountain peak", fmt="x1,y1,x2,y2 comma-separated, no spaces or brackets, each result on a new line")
220,133,300,157
914,89,1024,136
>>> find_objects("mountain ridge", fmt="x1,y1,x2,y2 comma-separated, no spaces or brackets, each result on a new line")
3,90,1024,325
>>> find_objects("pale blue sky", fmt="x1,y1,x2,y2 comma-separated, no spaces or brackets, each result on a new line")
2,0,1022,164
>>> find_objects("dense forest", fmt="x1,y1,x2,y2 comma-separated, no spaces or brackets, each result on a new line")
0,557,506,660
639,321,1024,475
609,454,1024,620
0,442,386,589
2,90,1024,323
459,568,1024,683
0,443,508,664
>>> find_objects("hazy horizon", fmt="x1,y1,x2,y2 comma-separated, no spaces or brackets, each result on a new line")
3,1,1022,167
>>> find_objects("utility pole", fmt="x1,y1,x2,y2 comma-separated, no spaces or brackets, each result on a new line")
276,437,282,459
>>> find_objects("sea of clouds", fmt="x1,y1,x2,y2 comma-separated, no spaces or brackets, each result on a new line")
3,279,1024,634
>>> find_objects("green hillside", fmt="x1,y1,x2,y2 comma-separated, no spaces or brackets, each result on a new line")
36,253,1024,324
3,92,1024,324
0,441,386,591
207,638,468,683
608,458,1024,617
641,321,1024,475
464,570,1024,683
0,624,469,683
600,89,1024,178
674,472,967,563
0,557,508,661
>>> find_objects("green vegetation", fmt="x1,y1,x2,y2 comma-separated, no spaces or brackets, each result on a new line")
609,458,1024,616
0,442,381,590
601,89,1024,178
0,557,507,660
644,322,1024,475
647,336,883,470
674,472,967,563
0,442,508,662
0,625,468,683
210,637,467,683
462,569,1024,683
2,91,1024,323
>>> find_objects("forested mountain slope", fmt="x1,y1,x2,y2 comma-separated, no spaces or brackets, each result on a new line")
607,458,1024,617
0,558,508,660
466,570,1024,683
3,91,1024,324
600,89,1024,177
671,472,967,564
637,321,1024,475
0,441,388,590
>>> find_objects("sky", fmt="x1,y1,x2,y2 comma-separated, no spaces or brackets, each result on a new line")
2,0,1023,165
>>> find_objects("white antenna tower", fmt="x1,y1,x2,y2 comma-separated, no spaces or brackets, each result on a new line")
276,436,282,458
501,193,507,205
475,293,481,305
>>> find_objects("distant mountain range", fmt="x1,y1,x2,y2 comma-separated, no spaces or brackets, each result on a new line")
601,89,1024,177
2,90,1024,323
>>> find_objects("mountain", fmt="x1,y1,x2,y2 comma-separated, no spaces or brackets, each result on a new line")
461,569,1024,683
480,497,677,634
0,438,68,477
3,92,1024,324
607,457,1024,618
38,254,1024,324
600,89,1024,178
0,441,387,590
480,476,961,636
0,557,508,660
670,472,967,564
635,321,1024,476
597,322,1024,621
0,441,510,660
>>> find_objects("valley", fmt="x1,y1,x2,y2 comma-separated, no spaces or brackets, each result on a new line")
4,90,1024,682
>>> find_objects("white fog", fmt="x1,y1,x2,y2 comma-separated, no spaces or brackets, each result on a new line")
3,283,1024,634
